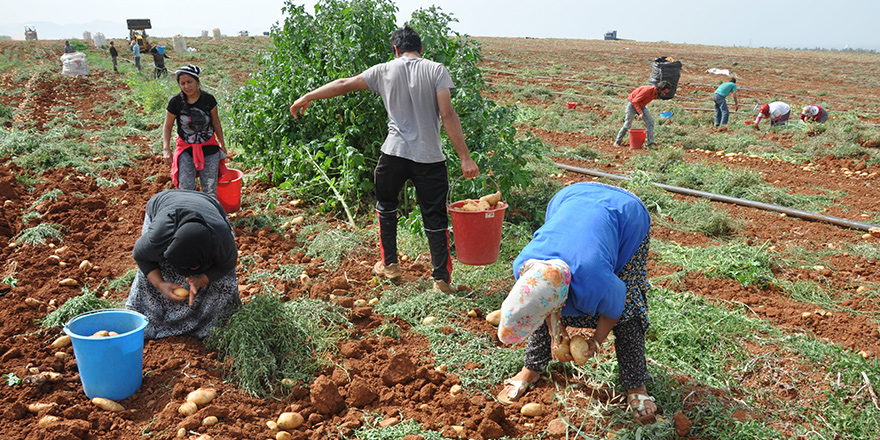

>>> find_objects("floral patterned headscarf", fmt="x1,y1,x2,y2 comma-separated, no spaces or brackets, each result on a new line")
498,259,571,345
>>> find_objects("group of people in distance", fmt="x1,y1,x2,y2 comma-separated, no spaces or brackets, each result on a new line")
613,75,830,148
121,26,665,424
714,77,829,130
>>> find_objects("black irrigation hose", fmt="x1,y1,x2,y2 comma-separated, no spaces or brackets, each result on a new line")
555,163,880,232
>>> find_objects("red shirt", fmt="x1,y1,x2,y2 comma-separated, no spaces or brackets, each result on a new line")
628,85,658,115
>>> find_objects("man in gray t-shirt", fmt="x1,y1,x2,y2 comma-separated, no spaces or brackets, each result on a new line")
290,26,479,294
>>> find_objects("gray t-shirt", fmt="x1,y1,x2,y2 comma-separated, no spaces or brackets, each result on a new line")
363,57,454,163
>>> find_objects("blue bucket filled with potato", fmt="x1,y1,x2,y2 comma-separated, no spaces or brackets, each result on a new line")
63,309,148,401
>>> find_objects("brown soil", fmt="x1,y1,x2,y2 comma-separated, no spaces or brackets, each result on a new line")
1,38,879,440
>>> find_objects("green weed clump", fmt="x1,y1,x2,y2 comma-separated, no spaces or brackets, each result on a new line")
206,293,348,397
13,223,65,246
41,292,112,328
652,239,777,288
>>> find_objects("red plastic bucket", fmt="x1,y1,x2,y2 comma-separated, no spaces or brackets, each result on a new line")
629,128,647,149
447,200,507,266
216,168,243,213
566,102,578,110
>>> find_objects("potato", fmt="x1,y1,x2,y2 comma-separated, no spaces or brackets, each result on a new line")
91,330,110,337
458,200,481,211
59,278,78,287
79,260,93,271
435,364,448,373
173,288,190,298
27,402,56,413
177,427,187,438
51,335,71,349
521,402,544,417
449,384,462,396
485,309,502,326
276,432,293,440
354,299,367,307
292,216,305,225
25,297,42,307
280,378,296,387
277,411,304,430
422,316,436,325
570,335,592,366
178,401,198,416
202,415,219,426
266,420,278,430
553,338,571,361
42,372,63,382
186,388,217,406
108,331,119,336
476,200,491,211
37,415,60,426
92,397,124,412
479,191,502,207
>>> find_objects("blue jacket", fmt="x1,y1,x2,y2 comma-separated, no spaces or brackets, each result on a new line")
513,183,650,319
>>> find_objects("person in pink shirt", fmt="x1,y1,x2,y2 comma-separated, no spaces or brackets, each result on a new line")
801,105,829,123
753,101,791,130
613,81,671,147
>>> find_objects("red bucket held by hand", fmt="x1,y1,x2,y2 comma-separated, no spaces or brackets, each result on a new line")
447,199,507,266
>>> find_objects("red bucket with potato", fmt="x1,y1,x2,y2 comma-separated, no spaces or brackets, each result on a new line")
447,190,506,266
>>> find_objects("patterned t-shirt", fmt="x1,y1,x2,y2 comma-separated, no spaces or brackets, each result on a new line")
166,92,217,145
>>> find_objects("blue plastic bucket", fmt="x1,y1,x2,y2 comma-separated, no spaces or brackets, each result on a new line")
63,309,148,401
660,111,673,119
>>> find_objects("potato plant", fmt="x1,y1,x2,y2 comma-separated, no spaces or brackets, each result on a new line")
229,0,540,217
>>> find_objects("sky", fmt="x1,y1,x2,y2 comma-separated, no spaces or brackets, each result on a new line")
1,0,878,51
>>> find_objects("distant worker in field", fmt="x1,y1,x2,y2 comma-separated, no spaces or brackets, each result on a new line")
613,81,671,148
63,40,75,53
108,41,118,73
289,25,480,295
162,65,228,198
801,104,829,123
753,101,791,129
150,46,171,78
713,77,738,127
132,40,142,72
126,189,241,340
495,182,659,425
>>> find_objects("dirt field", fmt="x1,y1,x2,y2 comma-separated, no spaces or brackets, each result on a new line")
1,37,880,440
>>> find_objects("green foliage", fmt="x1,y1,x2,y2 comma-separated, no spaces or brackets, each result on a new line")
4,373,21,386
229,0,539,217
353,418,446,440
652,239,777,288
41,292,112,328
205,293,348,397
106,269,138,293
13,223,65,246
304,227,369,266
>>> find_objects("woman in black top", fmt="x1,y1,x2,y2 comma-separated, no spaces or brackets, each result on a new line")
161,65,228,198
126,190,240,339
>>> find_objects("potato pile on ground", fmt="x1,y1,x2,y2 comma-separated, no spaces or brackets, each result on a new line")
454,191,502,211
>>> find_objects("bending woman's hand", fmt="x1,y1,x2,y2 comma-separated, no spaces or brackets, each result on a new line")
184,274,209,307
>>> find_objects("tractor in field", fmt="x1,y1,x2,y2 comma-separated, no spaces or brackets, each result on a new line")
25,25,38,41
127,18,152,51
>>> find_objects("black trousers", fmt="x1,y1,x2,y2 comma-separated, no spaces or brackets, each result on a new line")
374,154,451,282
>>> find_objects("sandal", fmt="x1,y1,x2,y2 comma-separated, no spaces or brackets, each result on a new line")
496,379,535,405
628,393,658,425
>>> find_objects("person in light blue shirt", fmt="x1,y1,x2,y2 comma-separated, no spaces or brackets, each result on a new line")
495,182,658,424
713,78,738,126
132,41,141,72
